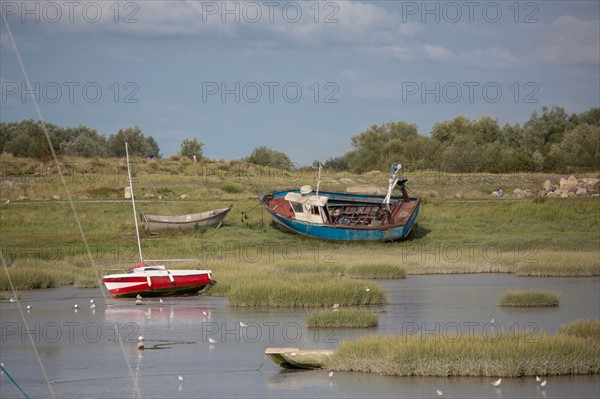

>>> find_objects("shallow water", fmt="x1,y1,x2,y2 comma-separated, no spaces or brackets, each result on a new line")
1,274,598,398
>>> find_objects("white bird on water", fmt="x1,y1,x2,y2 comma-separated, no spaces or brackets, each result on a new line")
73,304,79,309
178,375,184,382
90,303,96,309
239,321,248,328
26,305,31,311
9,298,16,303
159,298,163,304
328,371,333,378
135,299,142,306
536,376,541,382
436,389,443,396
208,338,217,344
489,318,495,324
90,299,95,304
138,336,144,342
136,294,142,300
491,378,502,387
202,311,207,316
540,380,547,387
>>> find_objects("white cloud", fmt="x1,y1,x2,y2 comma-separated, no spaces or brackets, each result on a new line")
460,47,520,69
423,44,455,61
533,15,600,64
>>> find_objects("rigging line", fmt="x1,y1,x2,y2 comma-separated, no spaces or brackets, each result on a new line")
1,18,142,399
1,251,50,399
0,362,30,399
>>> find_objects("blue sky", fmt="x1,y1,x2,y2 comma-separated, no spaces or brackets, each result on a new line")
1,1,599,164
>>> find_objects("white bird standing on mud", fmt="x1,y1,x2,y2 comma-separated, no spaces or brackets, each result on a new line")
436,389,443,396
491,378,502,387
208,338,217,344
9,298,16,303
136,294,142,299
73,304,79,309
540,380,547,387
178,375,184,382
328,371,333,378
536,376,541,382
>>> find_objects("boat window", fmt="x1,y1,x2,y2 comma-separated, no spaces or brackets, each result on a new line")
312,206,320,215
290,202,304,213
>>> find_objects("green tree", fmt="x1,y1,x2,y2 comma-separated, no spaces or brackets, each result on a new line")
246,146,293,170
179,138,203,159
60,128,107,157
107,126,159,157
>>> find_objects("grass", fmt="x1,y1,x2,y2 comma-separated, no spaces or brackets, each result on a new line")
499,290,561,307
227,277,386,307
325,320,600,377
0,155,599,298
306,309,378,328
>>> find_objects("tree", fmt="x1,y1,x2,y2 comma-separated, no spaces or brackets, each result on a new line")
61,129,107,157
107,126,159,157
245,146,293,170
179,138,203,159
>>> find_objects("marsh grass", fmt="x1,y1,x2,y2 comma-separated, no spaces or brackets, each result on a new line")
346,264,406,279
500,290,560,307
326,320,600,377
558,319,600,341
306,309,378,328
516,251,600,276
227,277,385,307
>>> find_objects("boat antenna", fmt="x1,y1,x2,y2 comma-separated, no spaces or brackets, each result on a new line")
316,163,322,196
126,142,144,263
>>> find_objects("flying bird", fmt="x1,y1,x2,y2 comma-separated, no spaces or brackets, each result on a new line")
491,378,502,387
202,311,207,316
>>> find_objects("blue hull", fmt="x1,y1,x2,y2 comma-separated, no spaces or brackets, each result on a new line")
263,190,420,242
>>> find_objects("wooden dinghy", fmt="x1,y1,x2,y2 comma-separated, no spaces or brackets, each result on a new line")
140,206,232,234
265,347,334,369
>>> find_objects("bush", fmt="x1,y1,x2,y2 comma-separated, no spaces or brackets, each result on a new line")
220,183,244,193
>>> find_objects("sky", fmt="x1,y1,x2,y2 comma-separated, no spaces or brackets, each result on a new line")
1,0,599,165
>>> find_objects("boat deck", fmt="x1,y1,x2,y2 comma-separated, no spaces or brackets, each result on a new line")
266,196,418,228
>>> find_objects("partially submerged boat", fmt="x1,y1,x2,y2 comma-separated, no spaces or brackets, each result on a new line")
140,206,231,234
265,348,334,369
102,143,214,298
261,164,420,241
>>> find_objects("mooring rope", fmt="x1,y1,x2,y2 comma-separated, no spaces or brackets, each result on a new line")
1,18,141,399
0,362,30,399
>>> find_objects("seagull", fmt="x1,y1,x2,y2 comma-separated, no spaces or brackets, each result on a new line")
90,299,95,304
138,336,144,342
136,294,142,300
491,378,502,387
239,321,248,328
159,298,163,304
202,311,207,316
540,380,547,387
208,338,217,344
9,298,16,303
90,303,96,309
436,389,443,396
135,299,142,305
26,305,31,310
489,318,495,324
328,371,333,378
365,287,370,292
178,375,184,382
73,304,79,309
536,376,541,382
332,304,339,309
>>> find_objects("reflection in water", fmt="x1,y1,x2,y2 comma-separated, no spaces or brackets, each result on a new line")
0,276,598,398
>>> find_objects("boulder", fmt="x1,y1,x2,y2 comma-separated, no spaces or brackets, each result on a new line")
560,192,569,198
542,180,552,190
490,191,499,197
546,192,557,198
52,195,60,200
524,189,533,198
576,188,587,196
560,175,578,190
512,188,525,198
567,192,576,198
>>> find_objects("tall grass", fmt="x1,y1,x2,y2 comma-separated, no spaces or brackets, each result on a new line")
306,309,378,328
558,319,600,341
227,277,385,307
346,264,406,279
326,320,600,377
499,290,560,307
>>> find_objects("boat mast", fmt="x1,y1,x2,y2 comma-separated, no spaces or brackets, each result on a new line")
125,142,144,263
315,163,322,196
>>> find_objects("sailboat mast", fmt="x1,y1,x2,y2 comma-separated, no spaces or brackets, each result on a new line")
125,142,144,263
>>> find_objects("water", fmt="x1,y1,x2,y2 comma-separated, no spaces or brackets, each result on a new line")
1,274,598,398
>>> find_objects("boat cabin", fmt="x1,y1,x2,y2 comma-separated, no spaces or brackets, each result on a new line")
284,192,329,224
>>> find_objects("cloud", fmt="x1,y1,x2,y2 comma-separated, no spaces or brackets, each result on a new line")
533,15,600,64
423,44,455,61
460,47,520,69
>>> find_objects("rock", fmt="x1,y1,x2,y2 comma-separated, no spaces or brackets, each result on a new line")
560,192,569,198
568,187,578,193
512,188,525,198
576,188,587,196
52,195,60,200
560,175,578,190
490,191,499,197
542,180,552,191
454,192,463,198
524,189,533,198
546,192,557,198
567,192,576,198
592,194,600,197
180,194,189,200
537,190,546,197
585,178,599,193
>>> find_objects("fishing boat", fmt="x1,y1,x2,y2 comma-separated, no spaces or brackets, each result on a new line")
140,206,231,234
261,164,420,241
102,143,214,298
265,348,333,369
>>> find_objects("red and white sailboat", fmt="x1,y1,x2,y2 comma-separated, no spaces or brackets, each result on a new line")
102,143,214,298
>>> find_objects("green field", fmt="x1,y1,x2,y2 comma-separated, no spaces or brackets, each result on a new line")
1,156,599,298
